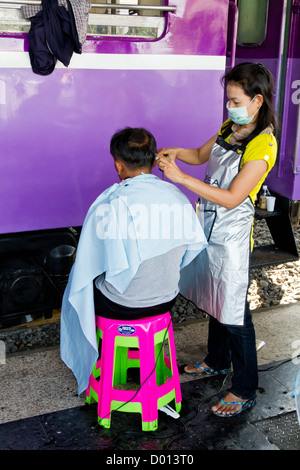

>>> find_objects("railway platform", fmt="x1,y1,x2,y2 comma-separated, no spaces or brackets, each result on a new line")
0,303,299,454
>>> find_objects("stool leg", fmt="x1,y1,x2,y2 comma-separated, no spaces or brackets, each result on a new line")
86,328,102,404
97,329,116,428
138,333,159,431
166,324,182,411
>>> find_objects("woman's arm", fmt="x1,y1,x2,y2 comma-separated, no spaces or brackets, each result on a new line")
156,134,218,166
157,157,268,210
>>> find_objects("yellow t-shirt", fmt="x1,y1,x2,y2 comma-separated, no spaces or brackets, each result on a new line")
219,122,277,204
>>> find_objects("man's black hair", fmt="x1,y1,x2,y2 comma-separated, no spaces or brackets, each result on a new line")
110,127,157,170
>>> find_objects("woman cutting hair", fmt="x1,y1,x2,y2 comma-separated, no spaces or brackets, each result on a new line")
156,62,278,417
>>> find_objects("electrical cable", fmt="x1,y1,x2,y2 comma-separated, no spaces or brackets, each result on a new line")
258,355,300,372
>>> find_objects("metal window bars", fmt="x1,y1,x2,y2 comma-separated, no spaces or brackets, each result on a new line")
0,1,176,12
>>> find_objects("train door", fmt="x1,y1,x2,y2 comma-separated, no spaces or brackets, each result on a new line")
275,0,300,203
234,0,300,202
233,0,299,264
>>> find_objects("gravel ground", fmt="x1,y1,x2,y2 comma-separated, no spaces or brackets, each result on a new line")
248,220,300,310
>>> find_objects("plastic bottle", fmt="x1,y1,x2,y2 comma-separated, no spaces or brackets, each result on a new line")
259,185,270,209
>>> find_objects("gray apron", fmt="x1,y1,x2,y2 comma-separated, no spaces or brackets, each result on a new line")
179,131,254,326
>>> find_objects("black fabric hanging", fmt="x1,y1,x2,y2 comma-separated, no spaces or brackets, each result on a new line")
28,9,57,75
28,0,81,76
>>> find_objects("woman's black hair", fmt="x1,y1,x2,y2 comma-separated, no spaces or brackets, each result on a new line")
110,127,157,169
222,62,278,143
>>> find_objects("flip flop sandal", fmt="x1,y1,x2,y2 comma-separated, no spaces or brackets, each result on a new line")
212,397,256,418
184,361,231,377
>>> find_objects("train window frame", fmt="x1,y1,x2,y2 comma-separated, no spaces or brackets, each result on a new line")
236,0,269,47
0,0,169,41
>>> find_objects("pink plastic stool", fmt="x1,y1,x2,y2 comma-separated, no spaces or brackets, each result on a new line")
86,312,182,431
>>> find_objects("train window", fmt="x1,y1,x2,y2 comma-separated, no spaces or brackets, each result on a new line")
88,0,165,39
0,3,29,33
0,0,167,39
237,0,269,46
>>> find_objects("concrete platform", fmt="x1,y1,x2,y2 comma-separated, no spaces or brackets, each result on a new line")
0,303,299,453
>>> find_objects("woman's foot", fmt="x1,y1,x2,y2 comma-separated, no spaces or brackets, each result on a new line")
184,361,231,377
211,392,256,417
184,361,209,375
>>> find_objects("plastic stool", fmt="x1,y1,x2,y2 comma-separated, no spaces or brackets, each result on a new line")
86,312,182,431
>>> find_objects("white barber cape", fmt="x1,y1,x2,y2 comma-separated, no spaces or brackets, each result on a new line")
60,174,207,394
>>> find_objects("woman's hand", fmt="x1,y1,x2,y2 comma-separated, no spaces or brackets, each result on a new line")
156,136,217,167
156,154,186,184
156,147,180,162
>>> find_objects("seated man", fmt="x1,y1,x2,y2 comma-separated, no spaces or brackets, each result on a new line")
60,127,207,395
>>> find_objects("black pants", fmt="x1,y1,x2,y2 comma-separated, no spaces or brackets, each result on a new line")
93,281,176,320
204,303,258,400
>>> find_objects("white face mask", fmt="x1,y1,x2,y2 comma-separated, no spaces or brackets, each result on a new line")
226,95,258,125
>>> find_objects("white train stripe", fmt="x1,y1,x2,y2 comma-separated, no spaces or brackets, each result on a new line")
0,51,226,70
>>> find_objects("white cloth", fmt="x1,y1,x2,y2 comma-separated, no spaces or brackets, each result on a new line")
60,174,207,394
292,368,300,425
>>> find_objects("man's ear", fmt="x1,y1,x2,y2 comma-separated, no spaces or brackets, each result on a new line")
114,160,124,177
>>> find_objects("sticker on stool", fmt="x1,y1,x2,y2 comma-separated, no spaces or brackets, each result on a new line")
117,326,136,335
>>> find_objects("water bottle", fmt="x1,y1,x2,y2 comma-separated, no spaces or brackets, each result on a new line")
259,185,270,209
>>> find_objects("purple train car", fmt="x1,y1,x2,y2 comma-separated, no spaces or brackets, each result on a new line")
0,0,299,326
